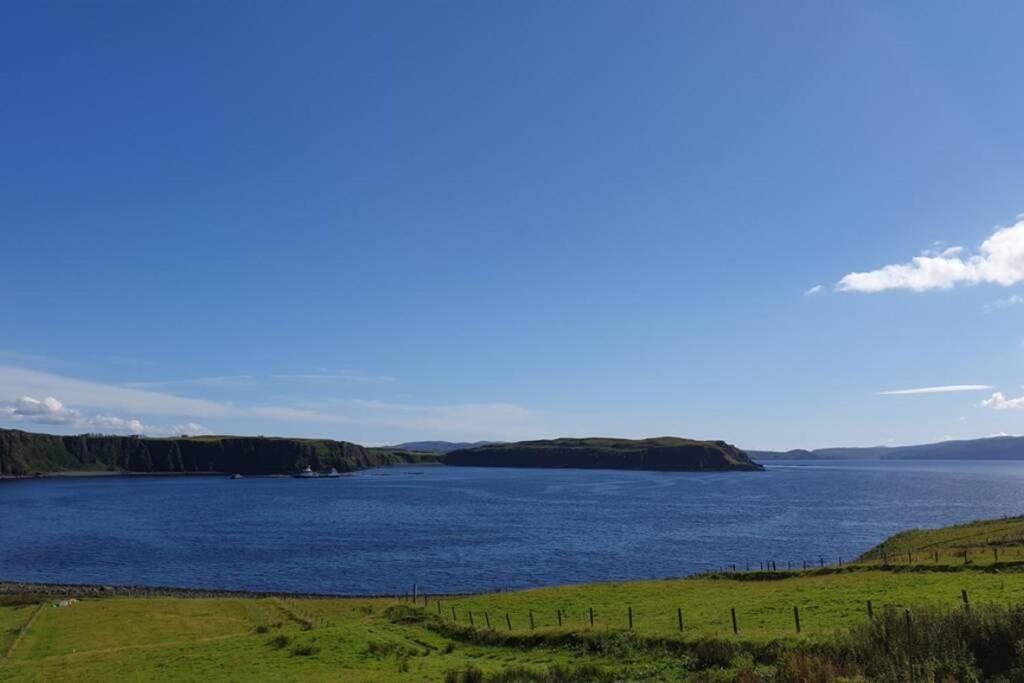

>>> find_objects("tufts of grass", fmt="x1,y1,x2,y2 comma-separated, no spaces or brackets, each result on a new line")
289,641,320,657
266,633,290,649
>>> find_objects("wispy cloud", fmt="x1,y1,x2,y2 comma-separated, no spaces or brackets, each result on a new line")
125,371,396,390
123,375,257,389
269,372,397,384
837,218,1024,293
877,384,993,396
0,365,536,440
0,366,229,417
984,294,1024,313
804,285,824,296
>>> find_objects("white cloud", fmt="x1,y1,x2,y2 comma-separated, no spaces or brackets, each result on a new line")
4,395,154,435
0,365,536,440
982,392,1024,410
0,366,229,417
837,218,1024,293
877,385,992,396
984,294,1024,313
2,394,213,436
804,285,824,296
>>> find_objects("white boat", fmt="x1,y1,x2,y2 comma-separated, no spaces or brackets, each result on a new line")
293,466,319,479
229,473,243,480
326,467,341,478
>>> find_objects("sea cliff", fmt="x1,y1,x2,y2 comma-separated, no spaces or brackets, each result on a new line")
0,428,438,477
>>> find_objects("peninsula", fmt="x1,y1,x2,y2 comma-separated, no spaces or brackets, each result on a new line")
0,428,439,478
444,437,763,471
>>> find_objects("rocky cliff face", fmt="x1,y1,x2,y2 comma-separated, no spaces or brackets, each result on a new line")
444,437,763,471
0,428,431,476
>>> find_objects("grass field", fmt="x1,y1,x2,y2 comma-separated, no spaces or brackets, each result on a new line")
5,516,1024,681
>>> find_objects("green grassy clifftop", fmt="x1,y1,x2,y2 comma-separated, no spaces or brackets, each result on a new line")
444,436,763,471
0,428,440,477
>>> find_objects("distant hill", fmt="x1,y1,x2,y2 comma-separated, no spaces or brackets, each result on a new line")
389,440,501,453
0,427,441,477
749,435,1024,461
445,437,763,471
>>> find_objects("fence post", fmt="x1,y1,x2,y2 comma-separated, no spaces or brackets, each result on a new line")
628,605,633,630
485,612,491,629
557,609,562,626
793,605,801,634
529,611,535,629
678,607,683,634
468,611,474,627
731,607,738,635
506,613,512,631
961,589,970,613
437,601,442,615
412,583,417,603
867,600,873,620
589,607,594,627
451,606,456,622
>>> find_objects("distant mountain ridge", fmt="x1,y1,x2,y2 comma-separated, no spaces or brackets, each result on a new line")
749,435,1024,461
389,441,502,453
446,437,763,471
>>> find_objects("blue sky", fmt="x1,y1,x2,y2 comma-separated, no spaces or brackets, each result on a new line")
3,1,1024,450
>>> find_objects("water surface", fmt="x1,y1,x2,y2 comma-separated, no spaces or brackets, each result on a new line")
1,461,1022,594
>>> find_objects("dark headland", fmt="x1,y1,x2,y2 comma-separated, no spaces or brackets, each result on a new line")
0,427,440,478
0,428,763,477
445,437,764,471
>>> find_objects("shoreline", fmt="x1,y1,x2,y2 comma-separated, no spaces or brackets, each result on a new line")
0,579,469,600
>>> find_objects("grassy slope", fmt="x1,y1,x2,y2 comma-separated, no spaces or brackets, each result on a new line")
859,514,1024,563
5,517,1024,680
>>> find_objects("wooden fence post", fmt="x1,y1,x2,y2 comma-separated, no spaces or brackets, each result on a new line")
468,611,474,627
628,606,633,630
589,607,594,627
793,605,801,633
451,606,456,622
437,601,441,615
961,589,970,613
731,607,738,635
677,607,683,633
867,600,873,620
485,612,491,629
529,611,535,629
506,613,512,631
557,609,562,626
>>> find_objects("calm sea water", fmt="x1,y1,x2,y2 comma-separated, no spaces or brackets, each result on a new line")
2,461,1023,595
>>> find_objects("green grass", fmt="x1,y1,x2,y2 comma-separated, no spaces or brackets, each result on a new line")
859,514,1024,565
5,517,1024,680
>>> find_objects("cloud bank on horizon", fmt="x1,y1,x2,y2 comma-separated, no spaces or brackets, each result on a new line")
0,365,540,441
836,219,1024,293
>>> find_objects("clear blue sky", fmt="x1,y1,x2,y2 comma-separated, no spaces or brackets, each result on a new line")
3,1,1024,450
